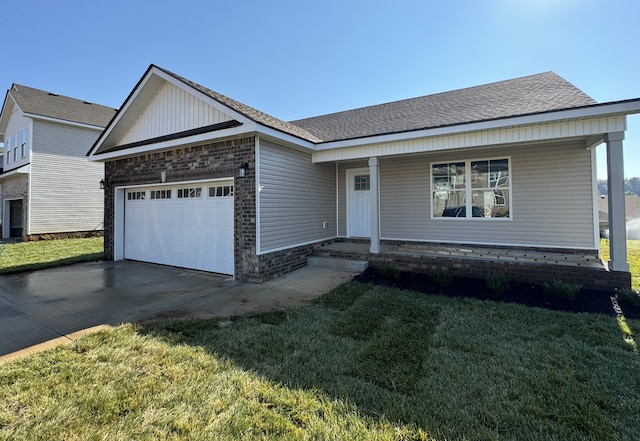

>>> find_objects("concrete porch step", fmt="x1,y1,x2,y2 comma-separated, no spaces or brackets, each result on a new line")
307,256,369,272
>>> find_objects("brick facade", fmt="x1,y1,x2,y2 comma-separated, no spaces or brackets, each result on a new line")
0,174,28,238
103,135,329,283
313,240,631,291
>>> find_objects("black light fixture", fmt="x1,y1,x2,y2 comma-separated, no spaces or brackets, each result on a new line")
99,178,106,189
238,162,249,178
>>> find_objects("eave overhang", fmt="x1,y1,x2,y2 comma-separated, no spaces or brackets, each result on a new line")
311,98,640,163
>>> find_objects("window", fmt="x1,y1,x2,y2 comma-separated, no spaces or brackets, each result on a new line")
20,128,27,158
13,146,17,162
127,191,146,200
5,138,10,164
177,187,202,199
150,189,171,199
354,175,370,191
208,185,233,197
432,158,510,219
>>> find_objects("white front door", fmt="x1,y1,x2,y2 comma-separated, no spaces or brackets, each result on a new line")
347,168,371,237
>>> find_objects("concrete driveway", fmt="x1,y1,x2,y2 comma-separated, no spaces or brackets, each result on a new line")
0,260,355,359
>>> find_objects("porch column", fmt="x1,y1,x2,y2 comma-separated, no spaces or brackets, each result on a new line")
369,156,380,254
605,131,629,272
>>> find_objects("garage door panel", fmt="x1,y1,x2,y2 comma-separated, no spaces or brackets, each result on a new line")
124,183,234,275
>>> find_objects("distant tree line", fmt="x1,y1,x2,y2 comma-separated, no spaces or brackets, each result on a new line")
598,178,640,196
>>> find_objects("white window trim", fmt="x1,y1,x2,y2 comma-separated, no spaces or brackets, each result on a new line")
430,156,512,220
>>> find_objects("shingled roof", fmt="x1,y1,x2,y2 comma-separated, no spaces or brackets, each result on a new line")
289,72,598,142
9,84,116,128
156,66,322,143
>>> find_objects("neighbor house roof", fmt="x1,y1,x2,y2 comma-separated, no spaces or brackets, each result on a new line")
598,194,640,222
289,72,597,142
8,84,116,128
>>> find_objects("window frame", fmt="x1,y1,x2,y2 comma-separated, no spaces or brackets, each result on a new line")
430,156,512,220
20,128,27,158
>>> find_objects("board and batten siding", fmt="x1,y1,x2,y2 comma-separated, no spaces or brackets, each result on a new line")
258,139,336,253
375,141,596,249
29,120,104,234
119,81,232,146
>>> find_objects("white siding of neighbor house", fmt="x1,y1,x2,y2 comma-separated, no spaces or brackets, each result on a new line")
29,120,104,234
371,141,596,249
2,110,32,172
258,139,336,253
119,82,232,145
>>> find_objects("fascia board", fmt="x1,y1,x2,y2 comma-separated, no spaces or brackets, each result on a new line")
314,99,640,151
89,122,258,162
254,125,316,151
0,163,31,178
24,113,105,131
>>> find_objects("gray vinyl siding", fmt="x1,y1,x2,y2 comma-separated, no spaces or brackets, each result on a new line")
376,141,596,249
29,120,104,234
259,139,336,252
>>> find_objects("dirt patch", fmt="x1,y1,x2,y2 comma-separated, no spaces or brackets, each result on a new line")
354,267,640,319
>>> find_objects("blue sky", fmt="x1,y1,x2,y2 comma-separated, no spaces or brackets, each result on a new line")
2,0,639,178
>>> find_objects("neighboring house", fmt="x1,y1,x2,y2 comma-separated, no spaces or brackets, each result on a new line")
88,65,640,287
598,194,640,239
0,84,116,240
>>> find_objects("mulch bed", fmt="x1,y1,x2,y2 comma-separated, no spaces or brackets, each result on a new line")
354,267,640,319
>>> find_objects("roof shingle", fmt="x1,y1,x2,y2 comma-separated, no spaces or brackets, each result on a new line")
9,84,116,128
289,72,597,142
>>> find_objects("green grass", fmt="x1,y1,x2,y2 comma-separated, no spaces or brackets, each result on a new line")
0,237,104,275
2,282,639,440
600,239,640,290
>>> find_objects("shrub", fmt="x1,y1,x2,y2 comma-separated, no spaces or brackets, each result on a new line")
543,280,581,299
486,273,510,293
429,268,453,287
379,264,401,280
617,288,640,307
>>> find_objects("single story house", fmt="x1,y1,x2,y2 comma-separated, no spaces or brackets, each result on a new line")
0,84,116,240
87,65,640,289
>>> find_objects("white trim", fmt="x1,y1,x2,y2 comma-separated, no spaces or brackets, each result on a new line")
430,156,512,220
255,137,261,255
335,162,339,237
346,167,371,237
257,236,336,255
24,113,106,131
89,124,254,161
118,177,233,190
590,147,600,252
0,163,30,178
314,100,640,152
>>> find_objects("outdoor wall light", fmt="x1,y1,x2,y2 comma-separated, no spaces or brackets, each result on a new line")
238,162,249,178
99,178,106,189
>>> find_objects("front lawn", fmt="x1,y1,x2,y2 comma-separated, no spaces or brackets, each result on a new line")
600,239,640,290
0,237,103,275
1,283,638,440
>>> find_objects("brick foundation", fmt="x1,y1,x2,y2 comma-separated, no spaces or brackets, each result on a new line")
313,240,631,292
25,231,104,242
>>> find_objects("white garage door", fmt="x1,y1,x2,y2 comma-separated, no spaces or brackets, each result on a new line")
124,181,234,274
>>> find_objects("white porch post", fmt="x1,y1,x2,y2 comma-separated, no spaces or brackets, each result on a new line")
605,131,629,272
368,156,380,254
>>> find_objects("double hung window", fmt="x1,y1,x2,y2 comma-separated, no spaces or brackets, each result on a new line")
432,158,511,219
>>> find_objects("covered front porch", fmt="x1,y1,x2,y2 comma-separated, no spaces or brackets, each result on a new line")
312,240,630,291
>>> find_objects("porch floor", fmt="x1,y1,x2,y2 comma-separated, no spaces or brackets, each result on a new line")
318,241,605,270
